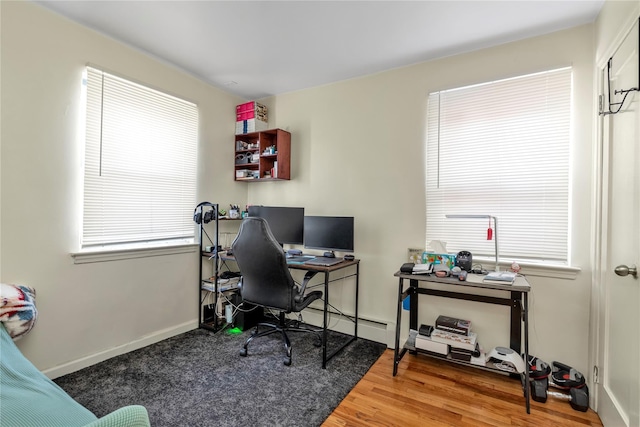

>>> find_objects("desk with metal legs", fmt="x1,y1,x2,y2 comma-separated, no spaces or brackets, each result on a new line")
392,271,531,413
289,259,360,368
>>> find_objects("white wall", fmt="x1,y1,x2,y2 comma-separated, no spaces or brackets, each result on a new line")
1,0,602,378
596,0,640,62
254,25,596,374
1,1,247,375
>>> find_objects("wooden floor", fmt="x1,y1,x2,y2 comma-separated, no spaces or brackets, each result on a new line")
323,349,603,427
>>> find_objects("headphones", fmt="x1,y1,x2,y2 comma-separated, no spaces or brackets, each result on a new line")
193,202,217,224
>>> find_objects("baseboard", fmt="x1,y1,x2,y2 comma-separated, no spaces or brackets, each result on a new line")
44,321,197,379
290,307,395,348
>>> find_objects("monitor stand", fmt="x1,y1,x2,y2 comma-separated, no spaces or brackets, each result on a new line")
323,251,336,258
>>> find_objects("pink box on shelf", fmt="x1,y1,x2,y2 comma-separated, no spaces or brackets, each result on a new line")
237,111,268,122
236,110,255,121
235,101,267,114
235,102,250,113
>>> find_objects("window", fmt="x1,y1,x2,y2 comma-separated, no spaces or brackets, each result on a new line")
81,67,198,249
425,67,572,265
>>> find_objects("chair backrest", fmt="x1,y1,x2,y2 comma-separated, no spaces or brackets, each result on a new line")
231,217,296,312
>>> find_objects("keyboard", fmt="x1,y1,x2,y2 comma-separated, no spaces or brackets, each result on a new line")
304,257,344,267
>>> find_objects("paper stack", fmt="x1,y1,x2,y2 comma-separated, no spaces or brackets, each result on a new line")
430,315,480,361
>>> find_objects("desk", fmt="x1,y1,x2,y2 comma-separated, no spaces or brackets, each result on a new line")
392,271,531,413
289,259,360,368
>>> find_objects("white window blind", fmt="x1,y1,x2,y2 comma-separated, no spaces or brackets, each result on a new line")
82,67,198,248
426,67,572,264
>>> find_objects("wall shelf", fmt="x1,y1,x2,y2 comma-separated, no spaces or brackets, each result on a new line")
235,128,291,181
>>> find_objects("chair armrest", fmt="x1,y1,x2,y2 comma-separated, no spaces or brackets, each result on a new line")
84,405,150,427
295,271,319,302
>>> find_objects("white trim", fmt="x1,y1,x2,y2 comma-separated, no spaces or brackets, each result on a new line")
464,256,581,280
43,321,197,379
590,55,607,412
515,264,580,280
71,242,199,264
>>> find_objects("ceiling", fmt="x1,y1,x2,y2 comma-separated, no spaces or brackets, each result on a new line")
35,1,604,100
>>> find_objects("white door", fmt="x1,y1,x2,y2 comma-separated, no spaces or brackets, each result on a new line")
596,19,639,427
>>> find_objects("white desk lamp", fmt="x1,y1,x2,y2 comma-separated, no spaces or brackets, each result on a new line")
445,214,499,272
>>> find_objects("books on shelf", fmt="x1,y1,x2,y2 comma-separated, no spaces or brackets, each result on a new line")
450,346,473,362
430,329,478,351
435,315,471,335
415,334,449,355
201,277,240,293
482,271,517,285
450,342,484,362
235,118,268,135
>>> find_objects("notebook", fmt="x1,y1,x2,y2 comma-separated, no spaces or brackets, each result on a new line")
482,271,516,285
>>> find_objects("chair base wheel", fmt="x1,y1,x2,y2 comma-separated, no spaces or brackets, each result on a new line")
239,348,247,357
283,357,291,366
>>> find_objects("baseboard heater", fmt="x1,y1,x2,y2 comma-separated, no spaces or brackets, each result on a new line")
294,306,391,345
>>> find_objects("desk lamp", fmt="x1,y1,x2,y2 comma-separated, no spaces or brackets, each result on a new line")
445,214,499,272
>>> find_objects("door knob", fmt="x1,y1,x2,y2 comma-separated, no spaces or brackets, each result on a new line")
614,265,638,278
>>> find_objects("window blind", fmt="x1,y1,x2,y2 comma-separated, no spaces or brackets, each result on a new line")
82,67,198,247
425,67,572,264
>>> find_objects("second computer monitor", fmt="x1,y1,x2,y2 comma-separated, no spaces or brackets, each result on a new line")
304,216,354,253
247,206,305,245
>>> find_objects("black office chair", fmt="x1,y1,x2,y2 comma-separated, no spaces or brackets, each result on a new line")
231,217,323,366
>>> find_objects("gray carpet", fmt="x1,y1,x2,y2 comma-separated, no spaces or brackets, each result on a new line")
54,326,386,426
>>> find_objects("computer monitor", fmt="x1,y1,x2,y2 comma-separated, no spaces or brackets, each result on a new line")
247,206,305,245
304,216,354,253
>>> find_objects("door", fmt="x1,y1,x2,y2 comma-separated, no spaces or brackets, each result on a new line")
596,19,639,427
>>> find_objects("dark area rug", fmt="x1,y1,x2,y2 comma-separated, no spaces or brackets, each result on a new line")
54,327,386,426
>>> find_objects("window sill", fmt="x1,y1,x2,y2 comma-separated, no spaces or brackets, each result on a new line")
472,257,581,280
71,242,199,264
515,262,581,280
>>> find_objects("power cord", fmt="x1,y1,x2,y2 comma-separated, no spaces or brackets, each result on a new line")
470,263,488,275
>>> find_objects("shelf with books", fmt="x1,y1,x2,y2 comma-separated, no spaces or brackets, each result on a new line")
403,330,516,375
404,341,521,374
